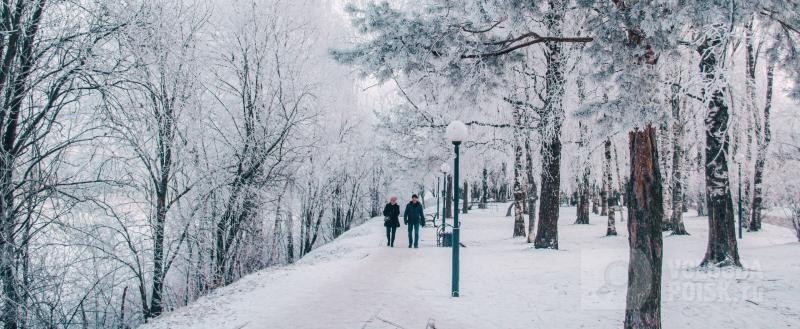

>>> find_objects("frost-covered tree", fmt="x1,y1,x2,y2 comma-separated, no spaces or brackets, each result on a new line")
0,0,384,327
105,1,205,317
0,1,126,327
578,0,799,327
331,0,592,246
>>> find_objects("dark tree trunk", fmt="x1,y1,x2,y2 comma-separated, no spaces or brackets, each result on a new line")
624,126,663,329
369,168,382,217
791,208,800,242
575,122,590,224
498,163,508,203
446,174,453,218
526,134,538,243
600,187,608,216
696,192,706,217
286,208,294,264
742,19,757,230
149,97,177,318
575,175,590,224
480,168,488,209
698,39,741,267
533,0,565,248
535,134,562,249
604,139,618,236
462,181,469,214
576,172,590,224
513,148,526,237
750,63,774,232
1,3,46,327
670,91,689,235
695,144,707,217
149,177,169,317
0,168,18,329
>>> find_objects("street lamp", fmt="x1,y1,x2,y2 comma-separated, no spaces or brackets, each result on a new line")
436,176,440,227
440,162,451,228
445,120,467,297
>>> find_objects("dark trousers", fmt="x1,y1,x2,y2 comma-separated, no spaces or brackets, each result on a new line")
407,223,420,248
386,226,397,246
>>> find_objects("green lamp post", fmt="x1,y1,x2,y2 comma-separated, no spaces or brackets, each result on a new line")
446,120,467,297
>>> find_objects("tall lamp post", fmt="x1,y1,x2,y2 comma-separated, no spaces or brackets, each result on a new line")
436,176,440,227
446,121,467,297
440,163,451,228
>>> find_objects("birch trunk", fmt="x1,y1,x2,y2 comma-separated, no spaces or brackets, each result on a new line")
605,139,617,236
526,132,538,242
513,106,526,237
670,91,689,235
750,63,775,232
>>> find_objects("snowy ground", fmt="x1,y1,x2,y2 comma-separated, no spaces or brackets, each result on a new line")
144,205,800,329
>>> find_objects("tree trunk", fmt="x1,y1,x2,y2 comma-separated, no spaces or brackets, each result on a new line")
533,0,566,249
1,168,19,329
513,106,526,237
499,162,508,203
526,133,538,243
750,63,774,232
149,99,176,318
659,122,673,231
696,192,706,216
149,182,168,318
533,0,565,249
370,168,382,218
471,180,480,202
480,168,488,209
604,139,618,236
600,185,608,216
742,18,757,230
698,39,741,267
670,90,689,235
575,171,590,224
462,181,469,214
286,207,294,264
446,174,453,218
624,126,663,329
613,142,625,206
536,135,562,249
1,4,46,326
575,121,590,224
791,207,800,242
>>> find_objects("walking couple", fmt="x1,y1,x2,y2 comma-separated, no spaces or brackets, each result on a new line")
382,194,425,248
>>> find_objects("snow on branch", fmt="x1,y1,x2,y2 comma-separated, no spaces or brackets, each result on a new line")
462,33,593,59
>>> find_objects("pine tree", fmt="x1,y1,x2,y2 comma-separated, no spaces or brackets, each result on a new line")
697,35,741,267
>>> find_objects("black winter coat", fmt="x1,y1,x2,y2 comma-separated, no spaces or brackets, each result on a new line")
383,203,401,227
403,201,425,225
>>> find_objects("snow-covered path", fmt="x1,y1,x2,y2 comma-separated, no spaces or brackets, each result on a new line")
145,205,800,329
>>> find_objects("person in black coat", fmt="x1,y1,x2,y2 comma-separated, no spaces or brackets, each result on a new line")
404,194,425,248
383,196,401,247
